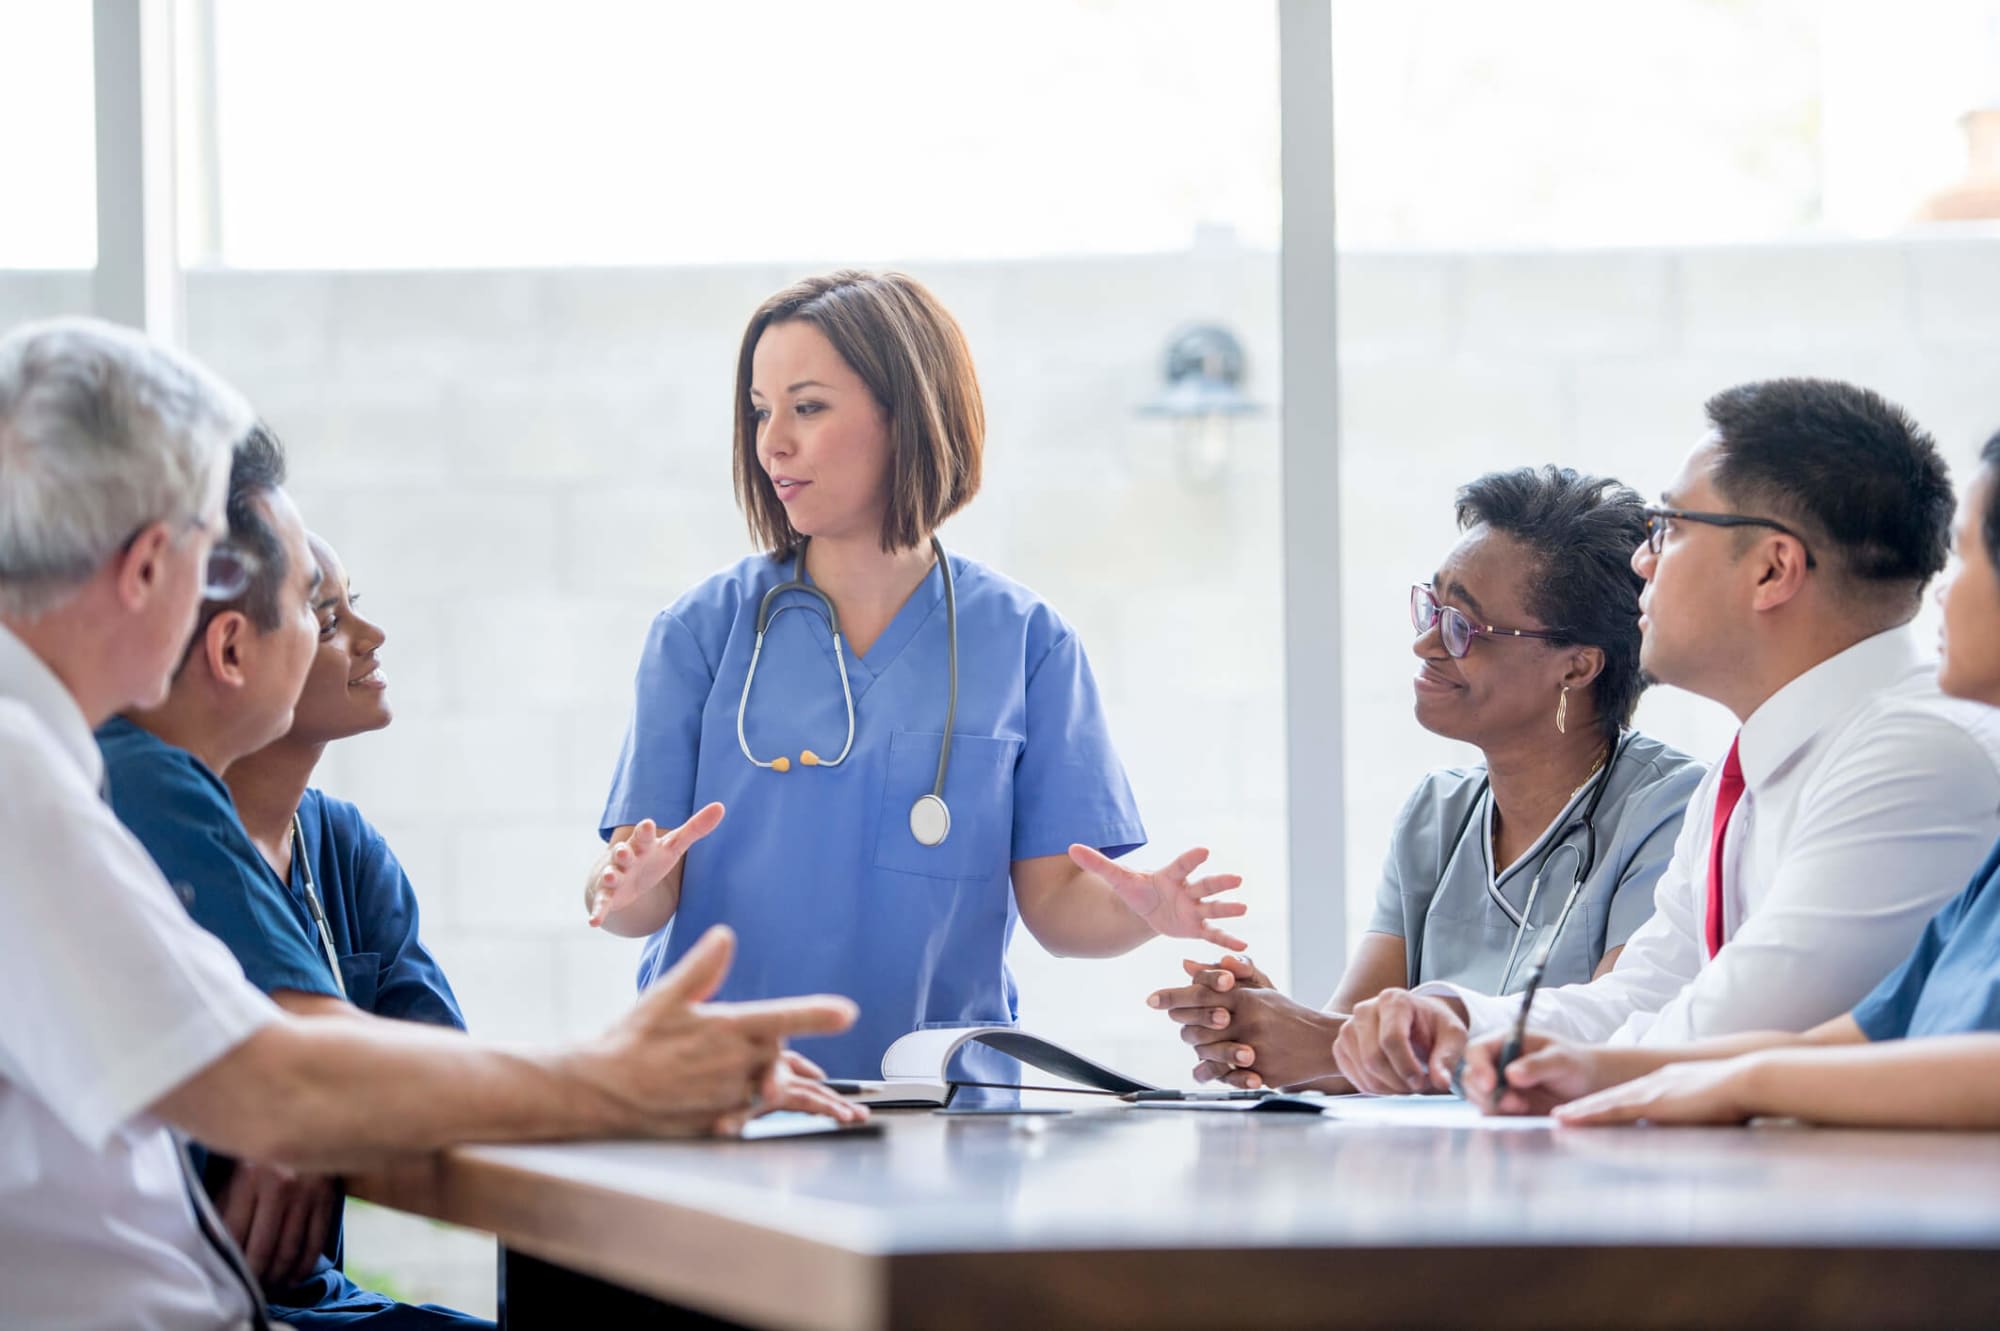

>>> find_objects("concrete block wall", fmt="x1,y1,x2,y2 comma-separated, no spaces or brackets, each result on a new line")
1336,233,2000,953
7,234,1999,1314
191,254,1294,1091
6,236,1999,1079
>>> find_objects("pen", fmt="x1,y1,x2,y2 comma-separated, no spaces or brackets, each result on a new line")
1123,1089,1271,1102
1489,941,1555,1110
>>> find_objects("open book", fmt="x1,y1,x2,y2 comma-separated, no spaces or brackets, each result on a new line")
830,1026,1161,1108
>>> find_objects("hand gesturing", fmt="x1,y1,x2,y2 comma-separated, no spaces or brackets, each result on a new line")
587,803,725,927
1069,844,1249,952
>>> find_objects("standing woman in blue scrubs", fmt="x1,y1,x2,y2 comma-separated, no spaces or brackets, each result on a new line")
585,270,1248,1079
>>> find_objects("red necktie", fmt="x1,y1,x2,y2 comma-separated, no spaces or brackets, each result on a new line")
1705,737,1746,958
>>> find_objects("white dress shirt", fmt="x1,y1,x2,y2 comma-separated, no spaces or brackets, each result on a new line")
0,623,277,1330
1419,628,2000,1046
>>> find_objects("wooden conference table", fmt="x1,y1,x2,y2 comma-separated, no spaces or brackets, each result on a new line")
356,1096,2000,1330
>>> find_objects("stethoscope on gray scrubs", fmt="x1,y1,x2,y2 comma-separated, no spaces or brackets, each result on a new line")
290,812,347,1000
736,534,959,848
1419,731,1629,992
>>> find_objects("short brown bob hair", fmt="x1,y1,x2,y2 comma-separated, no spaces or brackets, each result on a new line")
733,270,984,557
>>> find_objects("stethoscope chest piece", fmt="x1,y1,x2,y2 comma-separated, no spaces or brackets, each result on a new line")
910,794,952,848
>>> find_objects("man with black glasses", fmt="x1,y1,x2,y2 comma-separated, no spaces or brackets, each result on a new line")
1334,378,2000,1094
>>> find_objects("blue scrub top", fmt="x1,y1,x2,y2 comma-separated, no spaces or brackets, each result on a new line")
98,720,464,1027
601,549,1146,1080
97,719,471,1326
292,788,465,1028
1853,837,2000,1041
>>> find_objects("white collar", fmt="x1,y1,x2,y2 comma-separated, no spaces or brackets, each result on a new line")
0,620,106,790
1737,627,1924,791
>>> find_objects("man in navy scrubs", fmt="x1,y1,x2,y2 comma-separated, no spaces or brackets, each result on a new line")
99,426,484,1329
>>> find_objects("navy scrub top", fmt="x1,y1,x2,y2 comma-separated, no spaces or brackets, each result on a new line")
97,719,472,1326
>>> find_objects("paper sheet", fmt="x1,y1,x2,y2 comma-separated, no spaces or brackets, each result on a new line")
1318,1094,1553,1130
879,1027,1157,1093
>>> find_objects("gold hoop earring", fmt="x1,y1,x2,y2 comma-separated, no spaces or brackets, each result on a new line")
1556,685,1569,736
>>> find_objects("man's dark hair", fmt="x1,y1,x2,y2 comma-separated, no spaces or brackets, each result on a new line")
1704,379,1952,603
1980,430,2000,577
1456,466,1650,740
179,424,289,672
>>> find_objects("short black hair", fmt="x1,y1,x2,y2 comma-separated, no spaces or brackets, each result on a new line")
1980,429,2000,576
1704,379,1952,597
1456,466,1650,740
180,424,289,672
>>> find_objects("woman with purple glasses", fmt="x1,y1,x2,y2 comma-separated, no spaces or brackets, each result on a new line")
1146,466,1704,1093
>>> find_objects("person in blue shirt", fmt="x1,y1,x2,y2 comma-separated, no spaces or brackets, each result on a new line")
221,532,462,1030
99,426,487,1328
1456,427,2000,1129
584,270,1250,1082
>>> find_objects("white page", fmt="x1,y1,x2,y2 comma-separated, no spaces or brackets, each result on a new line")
877,1027,1158,1093
879,1027,1010,1082
1319,1094,1553,1130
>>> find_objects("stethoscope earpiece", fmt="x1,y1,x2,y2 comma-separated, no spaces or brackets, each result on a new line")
737,536,960,848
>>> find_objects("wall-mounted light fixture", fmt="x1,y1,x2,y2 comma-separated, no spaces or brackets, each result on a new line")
1137,324,1263,485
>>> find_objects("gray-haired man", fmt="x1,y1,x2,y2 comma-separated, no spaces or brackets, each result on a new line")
0,317,865,1330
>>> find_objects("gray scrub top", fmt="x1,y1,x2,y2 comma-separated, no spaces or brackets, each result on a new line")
1366,730,1705,996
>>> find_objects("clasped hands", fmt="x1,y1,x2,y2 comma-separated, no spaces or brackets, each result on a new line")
1147,955,1347,1091
1147,970,1665,1114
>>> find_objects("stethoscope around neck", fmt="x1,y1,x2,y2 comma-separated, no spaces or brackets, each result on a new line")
1417,731,1629,992
736,534,959,848
290,812,347,1000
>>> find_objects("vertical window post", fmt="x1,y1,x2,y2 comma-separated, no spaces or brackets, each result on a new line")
93,0,184,343
1278,0,1346,1002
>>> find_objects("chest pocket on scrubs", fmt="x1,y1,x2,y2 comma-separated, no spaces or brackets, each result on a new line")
873,731,1019,881
337,952,380,1011
1418,908,1527,993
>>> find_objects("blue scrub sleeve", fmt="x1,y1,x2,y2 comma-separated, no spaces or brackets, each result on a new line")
108,751,340,1000
600,610,711,840
324,798,466,1030
1604,763,1704,951
1009,630,1145,861
1849,850,1992,1041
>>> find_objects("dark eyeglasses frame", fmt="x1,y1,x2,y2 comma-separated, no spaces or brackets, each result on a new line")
1410,583,1569,659
1641,506,1817,569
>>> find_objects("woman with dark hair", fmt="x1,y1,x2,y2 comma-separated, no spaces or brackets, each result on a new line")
581,270,1247,1083
209,531,487,1328
1458,431,2000,1129
1148,466,1704,1092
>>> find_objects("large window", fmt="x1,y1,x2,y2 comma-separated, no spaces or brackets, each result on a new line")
17,1,2000,1314
1332,0,2000,246
156,7,1290,1312
1331,0,2000,941
0,2,96,269
178,0,1288,1088
196,0,1277,267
